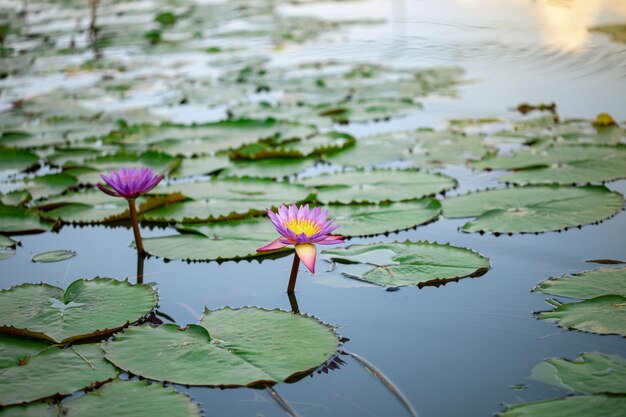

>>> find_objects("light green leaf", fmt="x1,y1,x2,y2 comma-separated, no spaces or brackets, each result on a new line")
0,205,53,235
300,170,456,204
498,395,626,417
322,240,490,287
32,250,76,263
539,295,626,336
0,335,118,406
104,307,338,386
534,266,626,299
442,185,624,234
0,278,158,343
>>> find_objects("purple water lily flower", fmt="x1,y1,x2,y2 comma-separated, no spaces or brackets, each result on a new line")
97,167,163,199
97,167,164,255
257,203,343,293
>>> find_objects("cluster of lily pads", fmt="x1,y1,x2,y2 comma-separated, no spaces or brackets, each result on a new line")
497,265,626,415
0,278,339,415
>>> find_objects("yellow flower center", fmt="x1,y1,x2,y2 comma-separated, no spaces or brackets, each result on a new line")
284,218,322,236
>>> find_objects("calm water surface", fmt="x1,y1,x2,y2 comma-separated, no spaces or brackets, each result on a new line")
2,1,626,416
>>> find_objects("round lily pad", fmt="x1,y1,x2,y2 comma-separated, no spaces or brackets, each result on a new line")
32,249,76,263
442,185,624,234
530,352,626,395
330,200,441,237
104,307,339,386
539,295,626,337
322,240,490,287
0,205,53,235
498,395,626,417
0,379,201,417
0,334,119,406
0,278,158,343
300,170,456,204
534,266,626,299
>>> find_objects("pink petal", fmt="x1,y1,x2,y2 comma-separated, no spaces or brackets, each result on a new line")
295,243,316,274
317,235,344,245
97,183,121,197
257,238,288,252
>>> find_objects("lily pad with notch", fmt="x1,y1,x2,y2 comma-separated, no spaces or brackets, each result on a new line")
0,278,158,343
442,185,624,234
533,266,626,299
103,307,339,386
322,240,490,287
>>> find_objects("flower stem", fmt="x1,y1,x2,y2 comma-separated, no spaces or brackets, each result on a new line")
287,254,300,294
127,198,145,255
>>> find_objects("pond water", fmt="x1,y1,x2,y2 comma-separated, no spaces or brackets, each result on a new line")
1,0,625,416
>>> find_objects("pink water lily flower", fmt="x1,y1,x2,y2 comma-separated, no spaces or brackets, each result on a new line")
258,204,343,291
97,167,164,199
97,167,164,255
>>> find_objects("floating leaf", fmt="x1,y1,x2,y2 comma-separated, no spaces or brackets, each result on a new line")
141,178,313,222
0,235,17,261
35,190,186,224
231,132,355,160
0,148,39,173
0,334,118,406
300,170,456,204
442,185,624,234
590,24,626,43
0,205,53,235
170,156,232,179
0,278,158,343
7,173,77,201
534,266,626,299
32,249,76,263
322,240,490,287
330,200,441,237
324,130,488,168
104,119,316,156
530,352,626,394
473,146,626,185
498,395,626,417
143,217,291,261
0,379,202,417
104,307,338,386
539,295,626,337
221,158,318,179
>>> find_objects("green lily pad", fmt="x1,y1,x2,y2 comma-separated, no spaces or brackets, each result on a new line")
104,119,316,156
0,148,39,173
330,200,441,237
35,190,186,224
221,158,319,179
498,395,626,417
32,249,77,263
530,352,626,394
442,185,624,234
7,173,77,201
104,307,338,386
322,240,490,287
473,145,626,185
170,155,232,179
143,217,291,261
300,170,456,204
0,278,158,343
0,334,119,406
324,130,488,168
534,266,626,299
0,379,202,417
0,205,53,235
142,178,313,222
539,295,626,336
0,235,17,261
591,24,626,43
231,132,355,160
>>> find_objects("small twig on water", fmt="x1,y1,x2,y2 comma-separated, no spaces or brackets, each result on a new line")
265,384,303,417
